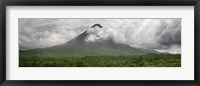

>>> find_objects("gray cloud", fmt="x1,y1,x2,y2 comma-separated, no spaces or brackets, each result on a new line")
19,18,181,54
156,19,181,47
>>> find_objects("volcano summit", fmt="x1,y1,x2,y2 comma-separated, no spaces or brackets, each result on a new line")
34,24,157,57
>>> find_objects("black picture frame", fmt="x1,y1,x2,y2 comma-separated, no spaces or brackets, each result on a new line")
0,0,200,86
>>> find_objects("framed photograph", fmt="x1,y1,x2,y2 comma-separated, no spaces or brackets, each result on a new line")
0,0,200,86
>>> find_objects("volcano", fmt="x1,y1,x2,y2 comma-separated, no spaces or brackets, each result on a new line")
19,23,180,67
33,24,157,57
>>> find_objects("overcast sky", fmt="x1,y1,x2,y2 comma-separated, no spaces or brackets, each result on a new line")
19,18,181,54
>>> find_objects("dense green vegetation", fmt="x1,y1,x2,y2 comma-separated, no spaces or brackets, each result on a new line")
19,51,181,67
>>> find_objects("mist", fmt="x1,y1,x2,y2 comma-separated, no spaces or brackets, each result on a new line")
19,18,181,54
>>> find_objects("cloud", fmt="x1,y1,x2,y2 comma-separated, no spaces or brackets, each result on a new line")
19,18,181,54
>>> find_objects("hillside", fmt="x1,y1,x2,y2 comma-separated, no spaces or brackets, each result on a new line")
21,24,158,57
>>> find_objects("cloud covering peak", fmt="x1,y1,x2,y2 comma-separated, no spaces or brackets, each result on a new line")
19,18,181,54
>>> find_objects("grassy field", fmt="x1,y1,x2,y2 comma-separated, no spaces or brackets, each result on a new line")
19,51,181,67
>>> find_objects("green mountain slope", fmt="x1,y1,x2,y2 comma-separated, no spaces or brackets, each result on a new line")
20,28,158,57
30,29,152,56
